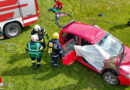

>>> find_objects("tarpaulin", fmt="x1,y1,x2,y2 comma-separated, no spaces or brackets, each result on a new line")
74,45,110,71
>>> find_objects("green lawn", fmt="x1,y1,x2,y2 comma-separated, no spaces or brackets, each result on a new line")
0,0,130,90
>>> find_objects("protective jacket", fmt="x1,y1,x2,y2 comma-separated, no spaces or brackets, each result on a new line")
26,41,43,58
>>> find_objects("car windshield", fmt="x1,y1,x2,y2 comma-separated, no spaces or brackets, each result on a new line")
97,33,123,58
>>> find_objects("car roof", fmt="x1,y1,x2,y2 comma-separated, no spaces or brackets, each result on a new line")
62,22,106,44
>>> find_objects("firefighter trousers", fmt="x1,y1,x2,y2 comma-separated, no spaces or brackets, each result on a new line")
31,57,41,68
52,54,59,67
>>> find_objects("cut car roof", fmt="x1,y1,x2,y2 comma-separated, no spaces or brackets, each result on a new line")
62,22,106,44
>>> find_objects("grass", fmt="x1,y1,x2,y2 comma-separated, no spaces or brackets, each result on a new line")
0,0,130,90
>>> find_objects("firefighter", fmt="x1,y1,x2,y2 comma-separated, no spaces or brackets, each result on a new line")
25,35,44,69
31,25,49,51
0,27,4,39
48,32,62,67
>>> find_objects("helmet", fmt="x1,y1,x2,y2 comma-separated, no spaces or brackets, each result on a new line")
52,32,59,39
31,34,39,42
34,25,41,31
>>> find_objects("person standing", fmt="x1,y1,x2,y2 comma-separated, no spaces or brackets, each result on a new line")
48,32,62,67
31,25,49,50
25,35,44,69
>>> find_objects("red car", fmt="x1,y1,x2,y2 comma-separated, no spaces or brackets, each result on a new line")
56,13,130,86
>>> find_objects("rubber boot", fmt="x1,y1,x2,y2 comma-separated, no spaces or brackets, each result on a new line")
37,58,41,68
53,63,59,67
32,63,36,69
37,63,41,68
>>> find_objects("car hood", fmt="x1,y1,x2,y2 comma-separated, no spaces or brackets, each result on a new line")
118,46,130,75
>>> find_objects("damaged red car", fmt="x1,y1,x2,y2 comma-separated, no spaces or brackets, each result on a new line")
55,12,130,86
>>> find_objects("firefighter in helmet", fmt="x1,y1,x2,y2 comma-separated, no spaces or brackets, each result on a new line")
31,25,49,50
48,32,62,67
25,34,44,69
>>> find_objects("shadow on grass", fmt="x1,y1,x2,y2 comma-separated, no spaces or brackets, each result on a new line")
53,83,127,90
2,53,128,90
7,52,29,64
22,26,32,32
109,24,128,31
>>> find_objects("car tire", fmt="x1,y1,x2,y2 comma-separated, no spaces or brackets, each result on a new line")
4,23,21,38
103,71,119,85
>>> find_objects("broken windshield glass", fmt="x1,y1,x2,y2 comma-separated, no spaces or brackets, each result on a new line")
97,33,123,58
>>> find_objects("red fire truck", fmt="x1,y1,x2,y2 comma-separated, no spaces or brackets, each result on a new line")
0,0,39,38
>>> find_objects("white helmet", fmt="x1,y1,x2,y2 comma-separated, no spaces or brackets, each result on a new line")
34,24,41,31
31,34,39,42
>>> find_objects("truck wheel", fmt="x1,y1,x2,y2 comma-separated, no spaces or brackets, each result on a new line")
103,71,119,85
4,23,21,38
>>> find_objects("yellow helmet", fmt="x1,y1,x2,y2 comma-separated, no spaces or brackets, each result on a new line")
52,32,59,39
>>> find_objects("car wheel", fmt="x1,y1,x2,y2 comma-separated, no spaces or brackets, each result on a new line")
4,23,21,38
103,71,119,85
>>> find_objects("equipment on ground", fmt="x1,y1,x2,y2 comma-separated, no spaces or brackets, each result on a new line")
0,41,17,52
49,7,59,13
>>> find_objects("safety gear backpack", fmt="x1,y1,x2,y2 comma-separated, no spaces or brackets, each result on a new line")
48,42,53,54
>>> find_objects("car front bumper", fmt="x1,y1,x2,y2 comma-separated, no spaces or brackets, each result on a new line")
117,75,130,86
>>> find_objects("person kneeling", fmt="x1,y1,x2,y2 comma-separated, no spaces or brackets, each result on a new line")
49,0,63,13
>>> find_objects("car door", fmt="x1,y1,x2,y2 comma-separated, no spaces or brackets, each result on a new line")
62,39,76,65
59,31,67,46
78,38,105,72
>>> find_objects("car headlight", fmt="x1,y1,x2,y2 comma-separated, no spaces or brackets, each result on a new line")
125,75,130,79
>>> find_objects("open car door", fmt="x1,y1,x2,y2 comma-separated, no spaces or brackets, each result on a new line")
62,39,76,65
